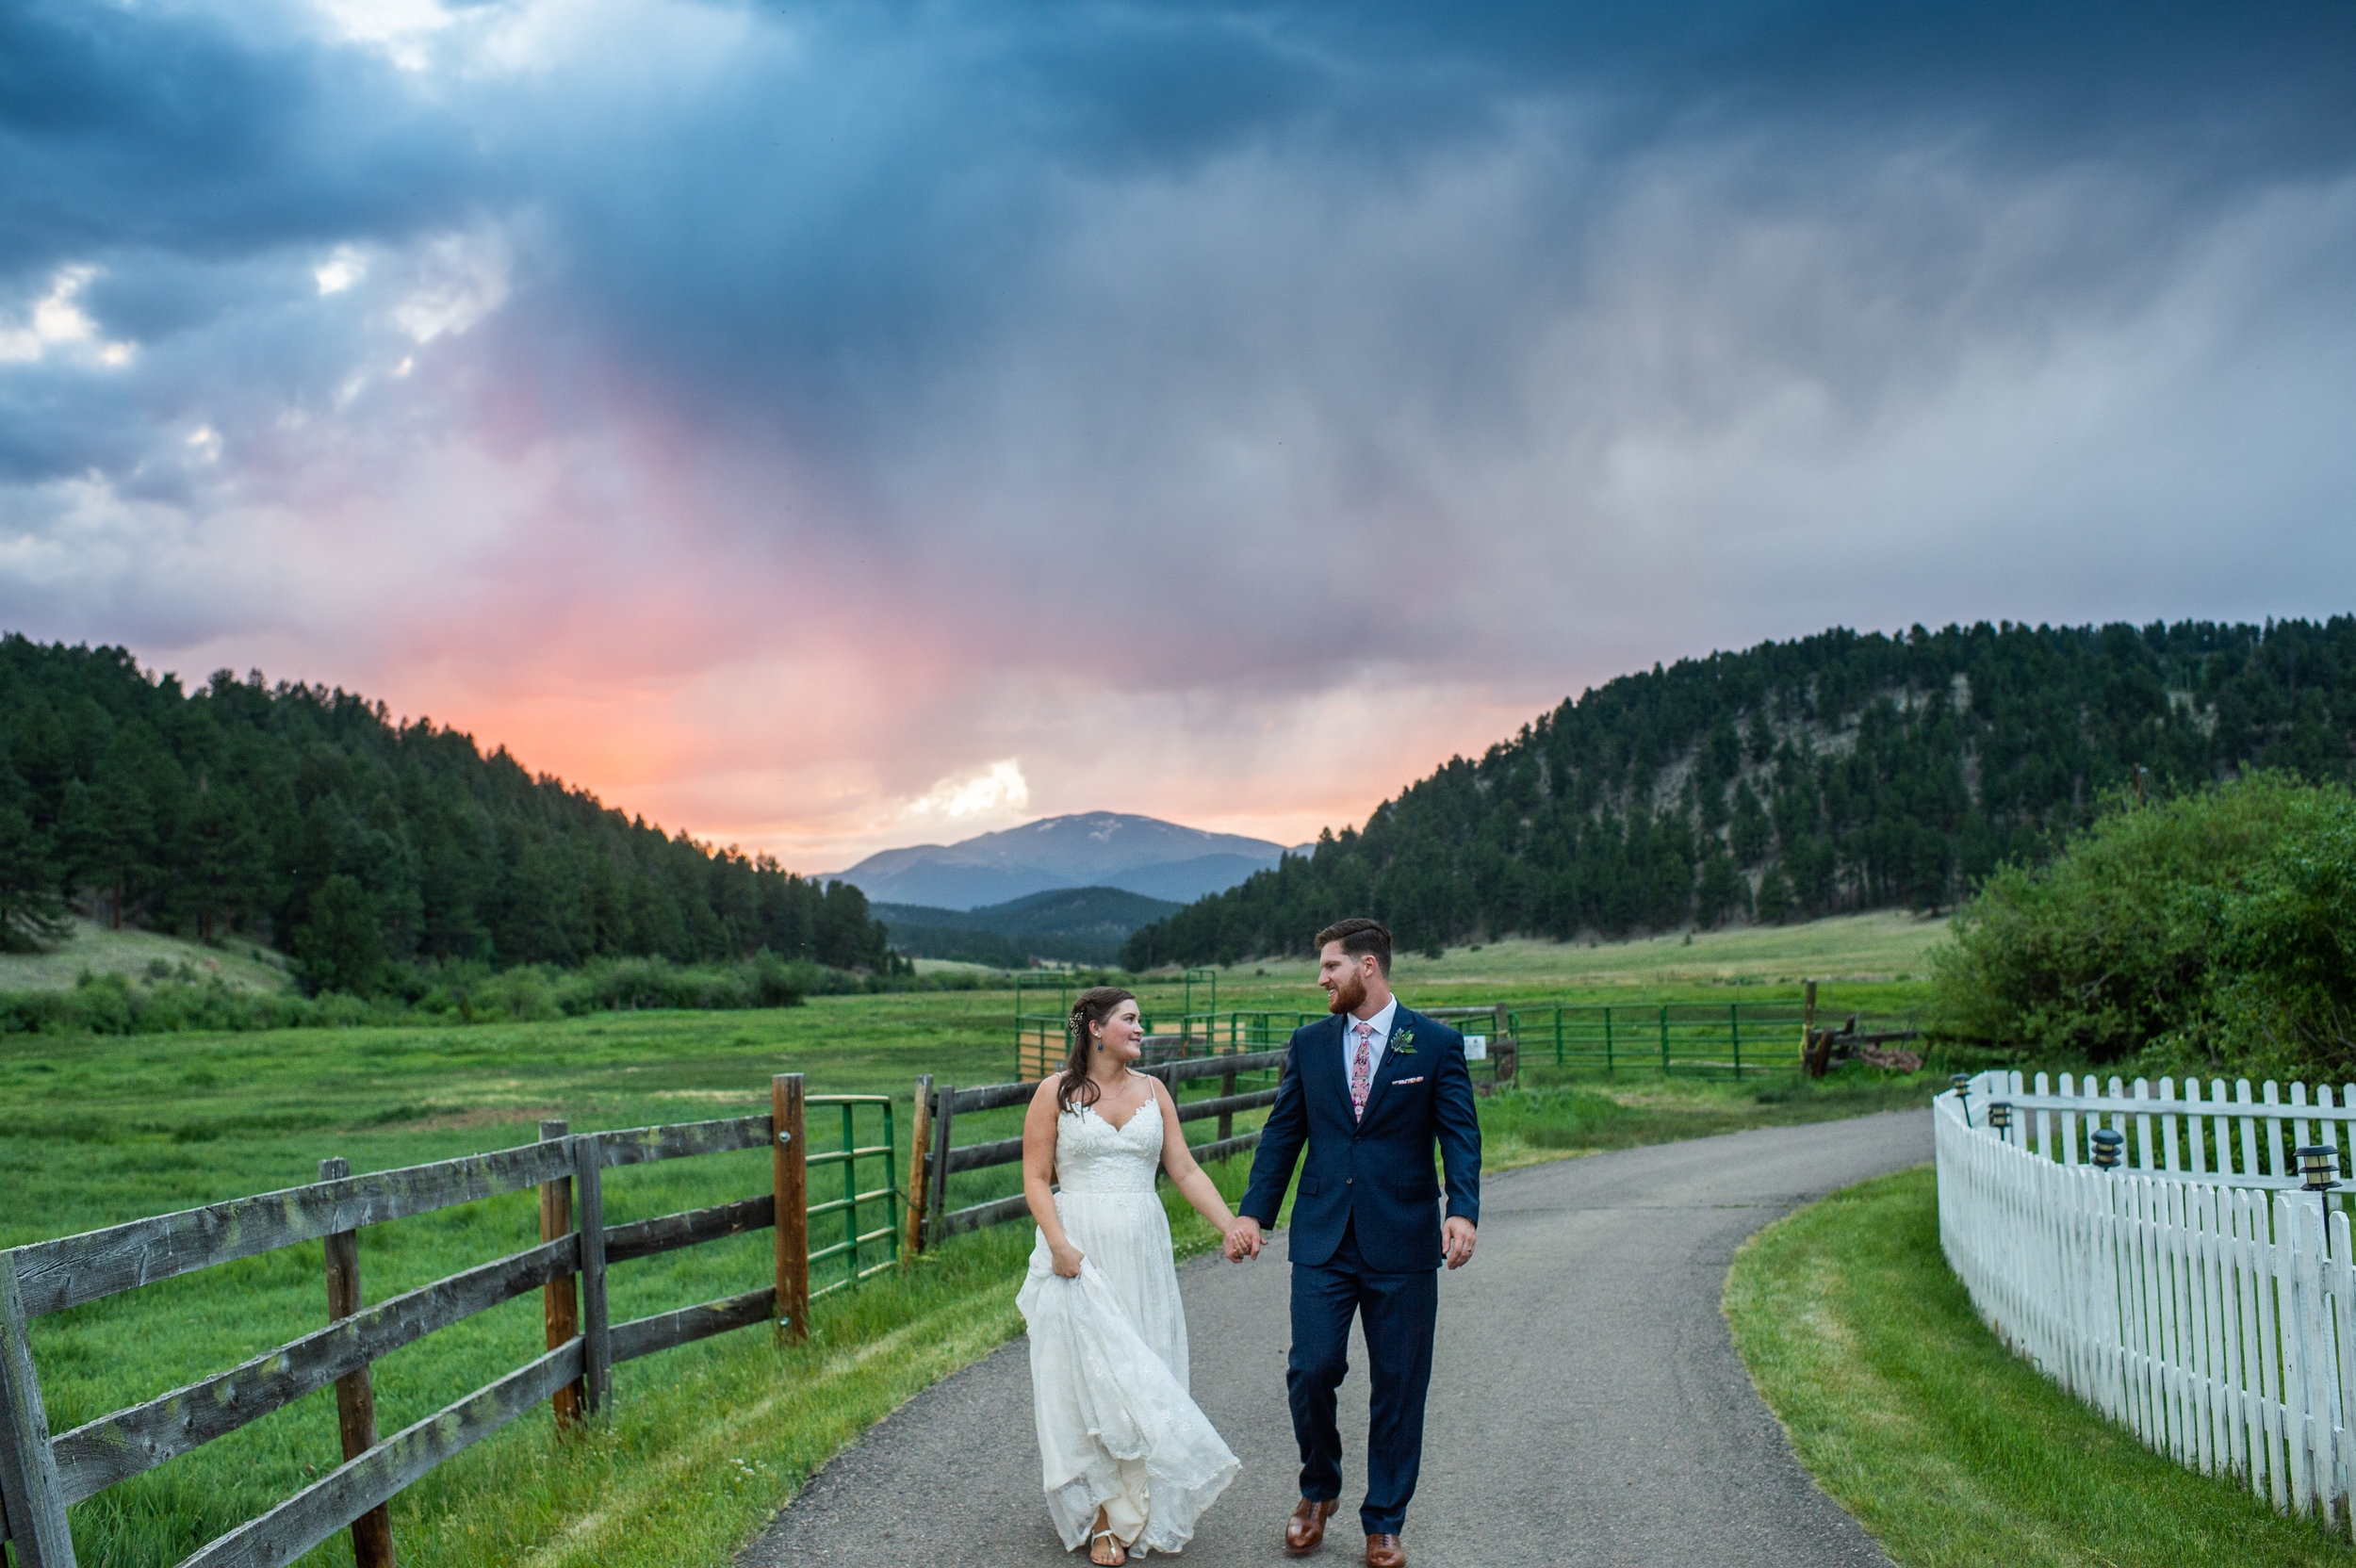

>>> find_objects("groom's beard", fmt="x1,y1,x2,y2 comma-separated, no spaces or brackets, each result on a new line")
1327,971,1366,1015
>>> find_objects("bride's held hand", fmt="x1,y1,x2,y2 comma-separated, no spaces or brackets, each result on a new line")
1050,1240,1085,1278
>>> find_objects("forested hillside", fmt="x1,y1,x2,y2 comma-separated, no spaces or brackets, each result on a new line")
1124,619,2356,968
0,637,895,988
877,886,1181,968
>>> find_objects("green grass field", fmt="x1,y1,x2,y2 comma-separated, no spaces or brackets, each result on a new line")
1726,1168,2356,1567
2,918,1953,1567
0,917,294,994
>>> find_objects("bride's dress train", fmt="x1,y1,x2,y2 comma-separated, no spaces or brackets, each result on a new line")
1018,1097,1240,1555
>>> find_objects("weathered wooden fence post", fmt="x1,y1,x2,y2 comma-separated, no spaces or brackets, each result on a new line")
774,1073,809,1342
904,1076,933,1260
1491,1004,1518,1087
0,1249,74,1568
926,1084,956,1250
573,1134,611,1413
1218,1067,1237,1141
1801,979,1820,1077
537,1120,582,1430
318,1157,396,1568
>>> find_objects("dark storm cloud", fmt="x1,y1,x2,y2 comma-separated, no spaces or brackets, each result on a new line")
0,1,485,271
5,0,2356,720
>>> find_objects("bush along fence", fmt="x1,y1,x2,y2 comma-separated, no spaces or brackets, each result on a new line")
0,1075,899,1568
1939,1070,2356,1535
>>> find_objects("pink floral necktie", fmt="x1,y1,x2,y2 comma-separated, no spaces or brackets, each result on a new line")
1350,1021,1375,1122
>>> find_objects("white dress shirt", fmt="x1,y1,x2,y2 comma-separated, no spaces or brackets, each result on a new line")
1342,996,1399,1086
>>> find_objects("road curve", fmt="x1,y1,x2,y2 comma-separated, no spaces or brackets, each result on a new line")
741,1110,1929,1568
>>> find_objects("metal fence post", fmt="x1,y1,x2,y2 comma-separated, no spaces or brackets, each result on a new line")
538,1119,583,1429
774,1073,809,1342
0,1250,74,1568
840,1101,859,1287
573,1134,610,1412
317,1157,396,1568
881,1100,901,1267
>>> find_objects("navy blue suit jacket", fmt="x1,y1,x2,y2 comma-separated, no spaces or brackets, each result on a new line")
1238,1004,1482,1273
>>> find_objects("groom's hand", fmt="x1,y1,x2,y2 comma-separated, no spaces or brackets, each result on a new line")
1222,1217,1263,1261
1443,1217,1477,1269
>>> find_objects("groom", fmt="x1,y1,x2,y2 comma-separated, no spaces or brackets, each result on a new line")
1223,919,1481,1568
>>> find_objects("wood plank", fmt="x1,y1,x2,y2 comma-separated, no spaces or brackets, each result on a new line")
575,1135,611,1414
175,1340,583,1568
927,1085,956,1250
0,1251,75,1567
316,1157,393,1568
1146,1050,1286,1086
539,1119,582,1431
776,1075,809,1344
611,1288,776,1364
1171,1088,1279,1124
604,1196,774,1264
944,1081,1037,1116
597,1115,773,1168
934,1050,1288,1119
54,1233,578,1504
905,1075,933,1258
945,1135,1025,1175
937,1192,1033,1239
945,1088,1278,1176
1183,1130,1264,1168
15,1138,573,1319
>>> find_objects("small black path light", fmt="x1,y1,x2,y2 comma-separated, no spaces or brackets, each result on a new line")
1987,1102,2013,1142
1952,1071,1972,1124
2298,1144,2340,1254
2091,1128,2124,1170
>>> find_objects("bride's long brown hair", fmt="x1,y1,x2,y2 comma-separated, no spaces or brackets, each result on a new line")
1056,986,1138,1113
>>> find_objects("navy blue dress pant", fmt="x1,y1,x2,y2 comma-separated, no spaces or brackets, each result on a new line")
1286,1220,1438,1536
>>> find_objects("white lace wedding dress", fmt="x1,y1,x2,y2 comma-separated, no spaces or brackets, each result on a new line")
1017,1096,1240,1556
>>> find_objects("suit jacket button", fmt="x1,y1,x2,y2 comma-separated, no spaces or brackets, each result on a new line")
1346,1177,1353,1184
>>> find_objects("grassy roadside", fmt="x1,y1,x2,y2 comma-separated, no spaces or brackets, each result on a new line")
1724,1167,2355,1568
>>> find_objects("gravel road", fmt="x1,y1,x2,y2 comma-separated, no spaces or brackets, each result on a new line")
741,1110,1929,1568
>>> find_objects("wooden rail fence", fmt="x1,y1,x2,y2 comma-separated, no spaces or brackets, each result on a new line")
0,1076,899,1568
1015,997,1916,1084
1939,1070,2356,1535
903,1048,1289,1250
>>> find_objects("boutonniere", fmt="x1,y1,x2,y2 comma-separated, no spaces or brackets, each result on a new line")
1389,1029,1417,1056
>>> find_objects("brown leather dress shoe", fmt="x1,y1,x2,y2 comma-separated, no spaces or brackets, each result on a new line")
1364,1533,1405,1568
1284,1498,1338,1555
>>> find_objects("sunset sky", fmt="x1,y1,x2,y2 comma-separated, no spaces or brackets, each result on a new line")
5,0,2354,869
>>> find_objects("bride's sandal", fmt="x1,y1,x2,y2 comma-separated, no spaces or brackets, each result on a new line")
1088,1507,1127,1565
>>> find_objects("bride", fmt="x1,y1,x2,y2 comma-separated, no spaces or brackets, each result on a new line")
1019,987,1242,1564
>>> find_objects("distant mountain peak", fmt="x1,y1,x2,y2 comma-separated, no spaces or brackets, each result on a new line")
833,811,1285,908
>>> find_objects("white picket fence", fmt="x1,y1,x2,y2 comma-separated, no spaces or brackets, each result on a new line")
1937,1070,2356,1531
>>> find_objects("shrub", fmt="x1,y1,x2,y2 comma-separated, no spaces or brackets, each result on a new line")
1929,772,2356,1071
